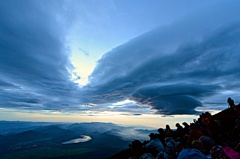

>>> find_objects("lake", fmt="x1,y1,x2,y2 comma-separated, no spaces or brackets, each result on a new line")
62,135,92,144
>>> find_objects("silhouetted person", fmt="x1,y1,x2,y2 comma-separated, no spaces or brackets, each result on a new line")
145,133,164,157
182,122,190,134
228,97,235,108
130,140,143,159
165,125,174,138
129,140,154,159
175,123,184,139
156,128,166,147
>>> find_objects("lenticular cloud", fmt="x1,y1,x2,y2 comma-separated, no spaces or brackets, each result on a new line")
84,1,240,115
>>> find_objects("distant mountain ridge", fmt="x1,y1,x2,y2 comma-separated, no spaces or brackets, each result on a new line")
0,121,152,159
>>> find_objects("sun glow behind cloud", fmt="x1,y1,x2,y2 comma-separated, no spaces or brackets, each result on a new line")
69,48,95,86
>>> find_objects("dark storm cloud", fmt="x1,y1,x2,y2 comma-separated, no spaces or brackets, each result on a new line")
0,0,81,111
84,1,240,115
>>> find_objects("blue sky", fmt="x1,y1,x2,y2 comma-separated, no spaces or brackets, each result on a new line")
0,0,240,127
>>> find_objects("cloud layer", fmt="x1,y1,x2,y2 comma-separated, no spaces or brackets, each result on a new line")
0,0,81,112
84,1,240,115
0,0,240,116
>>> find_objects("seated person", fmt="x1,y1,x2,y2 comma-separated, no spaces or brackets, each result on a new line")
145,133,164,157
129,140,154,159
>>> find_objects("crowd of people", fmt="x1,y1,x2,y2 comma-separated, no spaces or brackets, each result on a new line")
110,98,240,159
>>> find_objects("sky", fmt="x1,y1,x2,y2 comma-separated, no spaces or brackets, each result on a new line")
0,0,240,128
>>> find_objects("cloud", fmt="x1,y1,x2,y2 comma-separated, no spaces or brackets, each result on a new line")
130,84,221,115
0,0,81,111
84,1,240,115
0,80,19,89
0,0,240,116
78,48,90,56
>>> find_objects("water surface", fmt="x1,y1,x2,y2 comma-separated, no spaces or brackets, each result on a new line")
62,135,92,144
